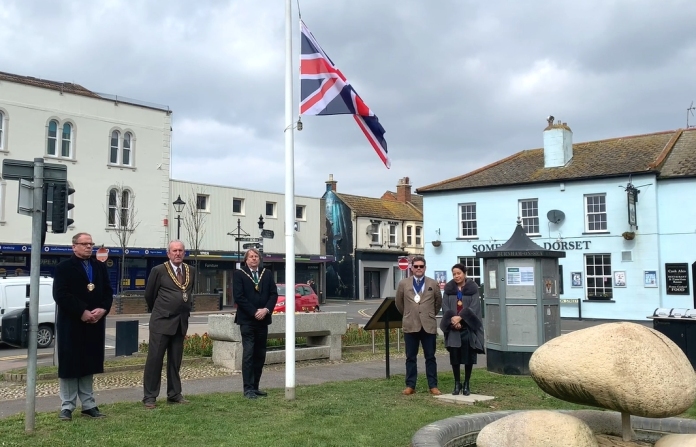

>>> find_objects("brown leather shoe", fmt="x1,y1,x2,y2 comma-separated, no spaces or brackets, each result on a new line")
402,387,416,395
143,402,156,409
429,388,442,396
167,398,190,404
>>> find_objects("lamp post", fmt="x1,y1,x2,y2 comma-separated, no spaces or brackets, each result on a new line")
257,214,265,269
172,195,186,240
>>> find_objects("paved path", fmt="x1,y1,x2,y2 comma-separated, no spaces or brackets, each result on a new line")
0,353,460,419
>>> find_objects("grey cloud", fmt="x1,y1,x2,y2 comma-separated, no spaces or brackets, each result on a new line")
2,0,695,198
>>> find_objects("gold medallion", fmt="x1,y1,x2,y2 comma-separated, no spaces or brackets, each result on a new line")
164,263,191,302
457,300,462,306
242,268,265,293
87,283,95,292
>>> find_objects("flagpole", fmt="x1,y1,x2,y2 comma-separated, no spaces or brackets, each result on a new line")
284,0,297,401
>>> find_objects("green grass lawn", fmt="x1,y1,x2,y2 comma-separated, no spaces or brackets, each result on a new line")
2,369,694,447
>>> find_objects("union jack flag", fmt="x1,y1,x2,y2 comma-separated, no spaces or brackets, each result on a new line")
299,20,390,168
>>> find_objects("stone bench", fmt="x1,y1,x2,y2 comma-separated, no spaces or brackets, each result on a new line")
208,312,347,371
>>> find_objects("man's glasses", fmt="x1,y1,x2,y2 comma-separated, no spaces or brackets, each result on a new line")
412,265,425,269
75,243,95,247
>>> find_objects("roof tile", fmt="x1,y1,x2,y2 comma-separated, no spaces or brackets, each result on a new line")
417,129,695,193
336,193,423,221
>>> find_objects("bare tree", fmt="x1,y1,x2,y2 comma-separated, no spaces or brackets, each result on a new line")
105,183,141,295
182,186,208,292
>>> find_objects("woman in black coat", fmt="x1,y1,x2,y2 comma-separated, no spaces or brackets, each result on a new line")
440,264,484,396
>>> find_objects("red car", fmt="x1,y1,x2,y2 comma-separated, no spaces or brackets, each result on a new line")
273,283,320,313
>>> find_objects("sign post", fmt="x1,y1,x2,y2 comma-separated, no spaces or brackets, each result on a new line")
398,257,410,270
25,159,43,433
2,158,69,433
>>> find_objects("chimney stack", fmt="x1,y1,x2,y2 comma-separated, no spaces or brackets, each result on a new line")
543,118,573,168
325,174,337,192
396,177,412,203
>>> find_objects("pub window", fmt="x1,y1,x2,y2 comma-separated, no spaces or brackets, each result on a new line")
196,194,209,212
585,254,612,300
519,199,539,235
415,226,422,247
459,203,477,238
585,194,607,232
232,198,244,215
296,205,306,220
265,201,277,218
389,224,397,245
457,256,482,286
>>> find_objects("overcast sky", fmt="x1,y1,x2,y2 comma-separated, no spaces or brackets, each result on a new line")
2,0,695,197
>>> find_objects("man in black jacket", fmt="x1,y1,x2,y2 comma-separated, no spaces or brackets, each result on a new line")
233,248,278,399
53,232,113,421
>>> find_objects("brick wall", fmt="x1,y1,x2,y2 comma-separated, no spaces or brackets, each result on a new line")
192,294,220,312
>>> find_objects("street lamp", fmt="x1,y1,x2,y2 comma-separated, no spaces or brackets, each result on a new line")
257,215,265,269
173,195,186,240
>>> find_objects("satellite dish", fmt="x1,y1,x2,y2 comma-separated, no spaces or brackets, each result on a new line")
547,210,565,224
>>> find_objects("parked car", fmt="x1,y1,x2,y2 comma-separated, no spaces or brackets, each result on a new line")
273,283,320,314
0,276,55,348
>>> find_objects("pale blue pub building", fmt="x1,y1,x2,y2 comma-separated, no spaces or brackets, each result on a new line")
418,120,696,320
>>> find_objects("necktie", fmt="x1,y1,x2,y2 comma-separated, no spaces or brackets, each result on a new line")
252,271,258,282
176,267,183,283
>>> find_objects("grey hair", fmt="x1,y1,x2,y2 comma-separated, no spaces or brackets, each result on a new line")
168,240,186,252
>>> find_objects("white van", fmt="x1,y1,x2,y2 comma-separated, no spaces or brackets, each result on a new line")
0,276,55,348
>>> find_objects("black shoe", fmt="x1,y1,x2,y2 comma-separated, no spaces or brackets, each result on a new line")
253,389,268,397
59,409,72,421
463,381,471,396
81,407,106,418
244,391,258,399
167,398,190,404
452,381,462,395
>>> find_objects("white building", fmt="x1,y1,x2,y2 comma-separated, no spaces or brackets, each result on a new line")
169,179,328,305
0,71,172,288
0,71,330,303
417,120,696,320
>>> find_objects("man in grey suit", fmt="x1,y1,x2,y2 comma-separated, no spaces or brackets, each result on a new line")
395,256,443,396
142,240,196,409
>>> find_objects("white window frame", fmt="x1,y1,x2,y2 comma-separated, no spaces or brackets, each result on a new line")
232,198,245,215
108,129,135,167
46,119,75,160
585,254,613,300
406,225,413,246
60,122,73,158
415,226,422,247
585,194,607,232
388,224,397,245
265,201,277,218
47,119,59,156
107,187,132,228
519,199,540,235
296,205,306,221
457,256,482,286
196,194,210,212
459,203,478,238
109,130,120,164
370,222,381,245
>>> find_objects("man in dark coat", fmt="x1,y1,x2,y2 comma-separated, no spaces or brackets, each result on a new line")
233,248,278,399
142,240,196,409
53,232,113,421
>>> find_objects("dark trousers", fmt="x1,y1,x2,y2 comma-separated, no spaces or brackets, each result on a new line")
143,326,185,403
404,328,437,389
240,324,269,392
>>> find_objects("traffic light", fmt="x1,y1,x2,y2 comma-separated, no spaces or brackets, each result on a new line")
51,182,75,233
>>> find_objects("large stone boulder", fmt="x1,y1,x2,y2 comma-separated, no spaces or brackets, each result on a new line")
655,434,696,446
529,322,696,417
476,410,598,447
